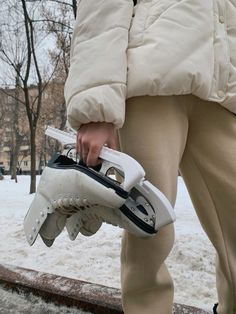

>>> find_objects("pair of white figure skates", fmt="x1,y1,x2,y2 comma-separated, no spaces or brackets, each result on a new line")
24,127,176,247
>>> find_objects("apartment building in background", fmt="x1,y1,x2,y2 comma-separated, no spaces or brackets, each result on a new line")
0,81,65,175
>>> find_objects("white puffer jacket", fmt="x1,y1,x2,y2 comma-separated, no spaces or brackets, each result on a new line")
65,0,236,131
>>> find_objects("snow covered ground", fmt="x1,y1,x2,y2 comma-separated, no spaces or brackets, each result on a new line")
0,286,91,314
0,175,217,311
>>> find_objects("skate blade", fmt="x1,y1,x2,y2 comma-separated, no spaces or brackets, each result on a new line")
120,181,176,236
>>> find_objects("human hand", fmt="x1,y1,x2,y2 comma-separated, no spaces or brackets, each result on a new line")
77,122,117,167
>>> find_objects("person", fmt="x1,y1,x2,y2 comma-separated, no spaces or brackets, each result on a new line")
64,1,236,313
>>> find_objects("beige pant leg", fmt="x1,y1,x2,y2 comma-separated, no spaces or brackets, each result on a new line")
179,96,236,314
119,96,189,314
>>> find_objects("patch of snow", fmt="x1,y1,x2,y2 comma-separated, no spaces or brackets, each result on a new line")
0,286,91,314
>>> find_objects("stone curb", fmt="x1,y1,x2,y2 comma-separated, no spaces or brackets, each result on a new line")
0,264,210,314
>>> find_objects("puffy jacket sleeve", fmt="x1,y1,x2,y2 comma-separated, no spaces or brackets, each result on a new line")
65,0,134,131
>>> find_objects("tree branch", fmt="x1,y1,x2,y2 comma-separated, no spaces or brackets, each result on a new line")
31,18,73,30
47,0,74,8
21,0,32,86
0,49,25,83
31,49,62,109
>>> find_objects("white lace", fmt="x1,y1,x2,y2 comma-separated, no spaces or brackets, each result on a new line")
52,197,121,229
52,197,98,216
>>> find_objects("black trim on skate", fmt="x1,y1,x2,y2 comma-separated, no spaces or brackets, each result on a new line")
47,155,129,199
119,204,157,235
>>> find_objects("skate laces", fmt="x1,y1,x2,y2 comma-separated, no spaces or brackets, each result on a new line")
52,197,120,228
52,197,97,216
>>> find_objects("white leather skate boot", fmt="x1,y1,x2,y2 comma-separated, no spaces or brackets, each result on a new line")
24,155,141,246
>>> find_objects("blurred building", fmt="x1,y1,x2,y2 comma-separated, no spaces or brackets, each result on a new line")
0,81,65,175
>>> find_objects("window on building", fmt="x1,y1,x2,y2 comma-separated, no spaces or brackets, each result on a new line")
24,161,28,166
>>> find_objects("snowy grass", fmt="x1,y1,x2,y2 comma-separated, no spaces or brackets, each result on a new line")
0,175,217,311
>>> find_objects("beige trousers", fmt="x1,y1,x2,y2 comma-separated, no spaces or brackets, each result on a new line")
118,95,236,314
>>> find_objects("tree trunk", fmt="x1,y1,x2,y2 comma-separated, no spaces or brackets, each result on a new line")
30,128,36,194
38,150,44,174
72,0,77,19
11,146,18,181
9,151,14,176
11,138,21,182
11,63,22,183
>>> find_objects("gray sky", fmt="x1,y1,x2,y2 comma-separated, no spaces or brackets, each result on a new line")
0,0,73,88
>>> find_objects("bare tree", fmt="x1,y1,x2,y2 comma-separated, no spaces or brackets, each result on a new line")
0,0,76,192
40,0,76,130
0,3,29,182
0,0,69,192
10,63,29,182
0,0,43,191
